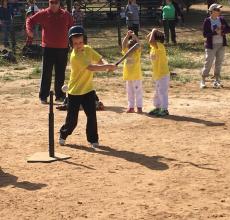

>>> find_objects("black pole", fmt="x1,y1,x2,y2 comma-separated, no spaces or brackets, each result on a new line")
117,0,122,46
49,91,55,157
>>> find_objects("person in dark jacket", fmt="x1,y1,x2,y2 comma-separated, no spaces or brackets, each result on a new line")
200,4,230,89
0,0,16,52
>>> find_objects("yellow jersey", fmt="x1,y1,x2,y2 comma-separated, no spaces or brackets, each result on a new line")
68,45,102,95
122,47,142,81
150,42,170,80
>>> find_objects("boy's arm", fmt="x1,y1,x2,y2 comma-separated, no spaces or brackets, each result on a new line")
87,59,117,72
26,10,44,37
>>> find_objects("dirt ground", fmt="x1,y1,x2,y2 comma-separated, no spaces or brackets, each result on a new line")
1,4,230,220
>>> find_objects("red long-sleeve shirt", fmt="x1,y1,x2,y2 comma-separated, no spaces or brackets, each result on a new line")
26,8,73,48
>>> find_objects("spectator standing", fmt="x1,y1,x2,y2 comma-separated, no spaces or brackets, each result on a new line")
25,0,39,45
26,0,73,104
0,0,16,52
72,1,84,26
200,4,230,89
162,0,177,44
125,0,139,36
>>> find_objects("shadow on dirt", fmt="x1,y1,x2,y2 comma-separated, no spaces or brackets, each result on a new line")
65,144,169,170
0,168,47,190
144,113,225,126
104,105,126,113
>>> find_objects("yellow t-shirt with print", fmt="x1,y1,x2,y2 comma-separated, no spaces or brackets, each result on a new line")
150,42,170,80
68,45,102,95
122,47,142,80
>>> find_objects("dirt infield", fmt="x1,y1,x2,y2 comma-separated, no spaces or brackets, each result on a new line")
1,4,230,220
1,70,230,219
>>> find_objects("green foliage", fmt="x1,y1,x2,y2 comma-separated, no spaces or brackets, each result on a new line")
27,66,41,79
169,56,203,69
96,45,121,63
0,57,9,66
167,43,203,69
170,74,193,84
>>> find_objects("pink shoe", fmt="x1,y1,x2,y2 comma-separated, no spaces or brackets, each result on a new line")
126,108,135,113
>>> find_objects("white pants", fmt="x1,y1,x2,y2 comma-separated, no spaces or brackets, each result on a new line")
153,75,169,110
126,80,143,108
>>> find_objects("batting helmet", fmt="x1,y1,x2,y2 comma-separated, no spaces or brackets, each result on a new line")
68,26,87,46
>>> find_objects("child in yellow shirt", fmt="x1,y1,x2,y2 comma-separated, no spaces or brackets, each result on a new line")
122,30,143,113
147,28,170,117
59,26,117,148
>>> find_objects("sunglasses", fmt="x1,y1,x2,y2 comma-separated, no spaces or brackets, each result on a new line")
49,1,59,4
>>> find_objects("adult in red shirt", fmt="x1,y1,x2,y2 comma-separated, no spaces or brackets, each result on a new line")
26,0,73,104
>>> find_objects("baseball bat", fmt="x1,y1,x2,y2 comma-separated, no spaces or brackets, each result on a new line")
115,43,140,66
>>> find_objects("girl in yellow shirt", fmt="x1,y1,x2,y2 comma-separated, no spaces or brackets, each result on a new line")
122,30,143,113
59,26,117,148
147,28,170,117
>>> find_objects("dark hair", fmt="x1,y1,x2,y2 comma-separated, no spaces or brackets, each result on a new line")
154,32,165,43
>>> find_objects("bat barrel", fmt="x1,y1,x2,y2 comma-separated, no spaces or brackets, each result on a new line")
115,43,140,66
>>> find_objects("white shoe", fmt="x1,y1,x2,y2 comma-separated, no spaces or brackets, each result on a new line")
59,138,65,146
213,81,221,89
90,142,99,149
200,80,206,89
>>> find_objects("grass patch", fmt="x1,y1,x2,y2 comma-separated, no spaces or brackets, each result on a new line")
176,42,204,53
171,74,193,84
26,66,41,79
167,43,203,69
96,45,121,63
169,56,203,69
0,57,10,66
14,66,27,70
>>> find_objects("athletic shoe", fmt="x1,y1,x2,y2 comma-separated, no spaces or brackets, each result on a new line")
148,108,160,115
90,142,99,149
126,108,135,113
56,104,68,111
200,80,206,89
96,101,105,111
156,109,169,117
59,137,65,146
55,97,65,102
137,107,143,113
213,81,221,89
40,98,48,104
